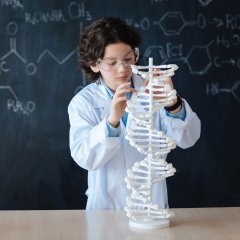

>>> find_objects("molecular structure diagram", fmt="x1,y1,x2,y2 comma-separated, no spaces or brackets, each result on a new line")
0,21,77,115
206,80,240,102
0,22,76,76
144,40,214,75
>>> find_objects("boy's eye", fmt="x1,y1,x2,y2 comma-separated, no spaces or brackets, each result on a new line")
106,61,117,66
124,58,132,62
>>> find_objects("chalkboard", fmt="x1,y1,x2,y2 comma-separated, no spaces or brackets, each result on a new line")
0,0,239,209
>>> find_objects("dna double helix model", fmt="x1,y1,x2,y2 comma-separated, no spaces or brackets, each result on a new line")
125,58,179,229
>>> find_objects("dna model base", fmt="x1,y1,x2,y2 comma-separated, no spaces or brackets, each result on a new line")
129,219,169,230
125,58,178,230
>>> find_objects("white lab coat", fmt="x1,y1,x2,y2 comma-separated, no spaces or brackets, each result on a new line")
68,74,201,210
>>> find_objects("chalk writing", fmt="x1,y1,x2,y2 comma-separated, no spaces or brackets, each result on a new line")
206,80,240,102
7,99,36,115
25,10,67,25
216,34,240,48
198,0,213,6
1,0,23,9
144,40,214,75
0,86,36,115
68,1,92,20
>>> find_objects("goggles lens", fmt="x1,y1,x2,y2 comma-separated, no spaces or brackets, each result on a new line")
97,48,139,72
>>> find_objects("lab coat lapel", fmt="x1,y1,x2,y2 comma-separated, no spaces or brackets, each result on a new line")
93,83,111,120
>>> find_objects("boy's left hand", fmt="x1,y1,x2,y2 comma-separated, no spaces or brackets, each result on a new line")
143,69,176,104
143,69,181,113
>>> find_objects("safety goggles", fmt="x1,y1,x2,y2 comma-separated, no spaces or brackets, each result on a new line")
97,48,139,72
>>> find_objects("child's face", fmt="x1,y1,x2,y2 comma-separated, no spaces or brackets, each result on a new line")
91,42,134,92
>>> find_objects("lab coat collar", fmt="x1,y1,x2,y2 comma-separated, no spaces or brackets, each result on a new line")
92,80,110,108
90,83,108,121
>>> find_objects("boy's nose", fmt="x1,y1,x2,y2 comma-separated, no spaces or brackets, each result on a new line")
117,61,127,72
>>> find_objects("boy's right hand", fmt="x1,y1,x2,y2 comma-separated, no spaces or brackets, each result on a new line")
108,82,136,128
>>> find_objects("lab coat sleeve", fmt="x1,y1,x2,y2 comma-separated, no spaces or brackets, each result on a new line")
68,96,122,171
159,99,201,149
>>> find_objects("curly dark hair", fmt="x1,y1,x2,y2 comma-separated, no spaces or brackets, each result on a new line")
78,17,141,82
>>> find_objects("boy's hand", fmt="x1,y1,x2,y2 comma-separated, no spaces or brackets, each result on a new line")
144,69,178,108
108,82,136,128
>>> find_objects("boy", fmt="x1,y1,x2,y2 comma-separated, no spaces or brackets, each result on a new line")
68,17,201,210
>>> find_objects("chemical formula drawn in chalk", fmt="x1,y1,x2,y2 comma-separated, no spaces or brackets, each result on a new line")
0,22,77,76
144,40,214,75
0,86,36,115
206,80,240,102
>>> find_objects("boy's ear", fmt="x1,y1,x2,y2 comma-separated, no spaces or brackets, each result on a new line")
90,65,100,73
